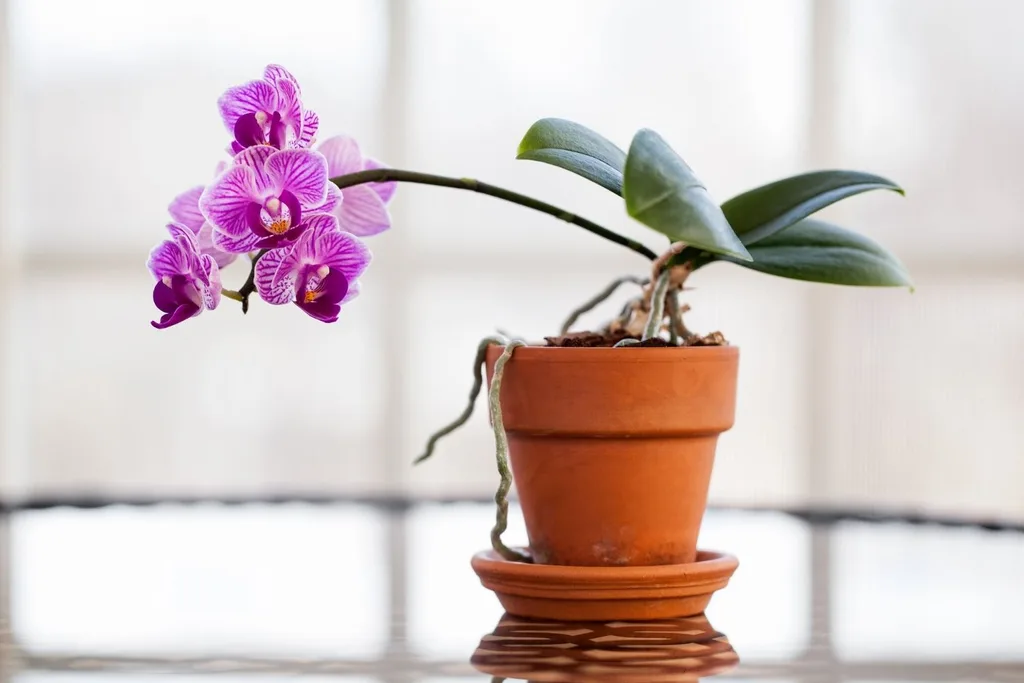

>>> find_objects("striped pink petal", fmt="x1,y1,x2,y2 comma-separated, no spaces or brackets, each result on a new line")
235,145,276,195
168,186,205,233
363,158,396,203
212,229,260,255
266,149,328,207
218,79,277,132
255,248,295,305
264,64,300,93
318,136,363,177
335,184,390,237
200,165,259,237
297,109,319,148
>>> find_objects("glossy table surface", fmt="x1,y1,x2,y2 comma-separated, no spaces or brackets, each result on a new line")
1,498,1023,682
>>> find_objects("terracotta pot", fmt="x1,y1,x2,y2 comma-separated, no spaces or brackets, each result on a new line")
485,345,738,567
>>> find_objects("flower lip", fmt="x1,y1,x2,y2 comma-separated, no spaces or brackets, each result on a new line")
151,274,201,329
147,222,221,329
296,268,350,322
244,190,305,248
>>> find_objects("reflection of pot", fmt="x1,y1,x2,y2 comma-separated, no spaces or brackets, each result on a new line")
470,612,739,683
484,345,739,568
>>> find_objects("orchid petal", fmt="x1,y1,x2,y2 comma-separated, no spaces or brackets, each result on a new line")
234,145,276,195
264,64,300,93
341,279,361,304
318,269,350,303
200,166,259,237
336,184,391,237
165,221,199,249
200,254,222,310
275,78,303,132
279,189,303,229
152,301,201,329
266,149,328,207
303,213,343,241
304,216,372,281
218,79,277,132
363,158,397,203
268,114,287,150
233,113,266,148
313,184,342,214
153,280,179,313
297,109,319,148
212,229,260,255
168,186,206,233
196,223,237,268
318,136,364,177
147,238,189,279
255,248,295,305
246,202,270,236
254,232,301,250
297,299,341,323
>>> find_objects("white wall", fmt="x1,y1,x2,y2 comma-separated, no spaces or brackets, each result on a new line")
0,0,1021,518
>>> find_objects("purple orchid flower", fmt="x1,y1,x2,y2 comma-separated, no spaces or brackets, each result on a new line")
200,146,337,253
218,64,318,154
147,223,222,329
316,135,396,236
254,214,371,323
168,184,236,269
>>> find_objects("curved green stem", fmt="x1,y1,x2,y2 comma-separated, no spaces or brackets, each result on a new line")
488,339,531,563
236,249,268,314
330,169,658,261
231,169,657,313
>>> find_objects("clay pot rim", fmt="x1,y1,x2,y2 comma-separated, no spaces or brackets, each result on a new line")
472,548,738,586
488,344,739,363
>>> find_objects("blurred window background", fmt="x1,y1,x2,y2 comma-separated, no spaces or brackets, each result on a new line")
0,0,1021,518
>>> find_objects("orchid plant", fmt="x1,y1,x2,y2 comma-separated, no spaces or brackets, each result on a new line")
150,65,910,559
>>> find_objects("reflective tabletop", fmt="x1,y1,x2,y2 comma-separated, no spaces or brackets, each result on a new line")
1,499,1023,682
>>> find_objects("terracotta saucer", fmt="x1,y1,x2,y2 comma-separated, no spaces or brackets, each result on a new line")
471,548,738,622
471,612,739,682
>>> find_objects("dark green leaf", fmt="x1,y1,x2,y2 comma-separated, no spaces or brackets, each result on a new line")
622,129,750,260
718,219,913,287
722,170,904,245
516,118,626,195
671,170,904,271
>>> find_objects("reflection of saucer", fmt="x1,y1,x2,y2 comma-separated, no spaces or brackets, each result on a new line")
471,548,738,621
470,613,739,683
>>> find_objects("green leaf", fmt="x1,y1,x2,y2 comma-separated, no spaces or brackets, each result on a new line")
671,169,904,271
622,129,750,260
722,170,904,245
516,118,626,195
719,219,913,287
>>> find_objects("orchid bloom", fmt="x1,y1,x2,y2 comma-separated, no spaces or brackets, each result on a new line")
254,214,371,323
168,184,236,269
147,223,222,329
219,64,318,154
318,135,396,236
200,146,335,253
